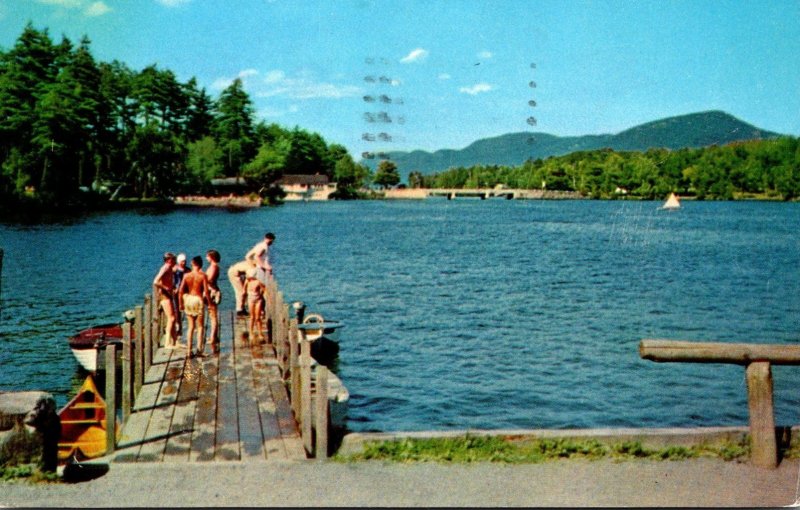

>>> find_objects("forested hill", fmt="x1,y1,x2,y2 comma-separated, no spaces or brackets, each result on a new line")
369,111,781,177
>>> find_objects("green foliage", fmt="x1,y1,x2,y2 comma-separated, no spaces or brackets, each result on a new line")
336,435,753,464
421,137,800,201
0,464,60,483
373,160,400,189
0,23,353,211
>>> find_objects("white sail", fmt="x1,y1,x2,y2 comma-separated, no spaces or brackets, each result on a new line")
662,192,681,210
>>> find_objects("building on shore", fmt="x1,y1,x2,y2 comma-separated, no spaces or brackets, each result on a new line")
276,174,337,201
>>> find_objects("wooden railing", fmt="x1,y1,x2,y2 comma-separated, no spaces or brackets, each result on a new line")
640,339,800,469
264,278,331,458
104,279,332,459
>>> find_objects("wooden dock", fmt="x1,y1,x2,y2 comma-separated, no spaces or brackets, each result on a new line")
112,309,305,462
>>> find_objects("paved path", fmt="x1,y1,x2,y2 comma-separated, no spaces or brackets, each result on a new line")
2,457,798,507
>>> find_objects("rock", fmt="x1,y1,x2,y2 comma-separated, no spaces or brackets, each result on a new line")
0,391,61,472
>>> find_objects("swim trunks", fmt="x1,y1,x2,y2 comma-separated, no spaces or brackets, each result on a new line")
184,294,203,316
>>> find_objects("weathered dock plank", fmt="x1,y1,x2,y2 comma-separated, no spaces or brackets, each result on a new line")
163,357,202,461
136,357,184,461
250,341,287,459
232,329,267,460
265,354,305,459
189,353,219,462
215,349,240,461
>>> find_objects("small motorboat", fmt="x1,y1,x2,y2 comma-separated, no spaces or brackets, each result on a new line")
298,314,345,365
57,375,119,462
68,321,135,372
299,313,344,342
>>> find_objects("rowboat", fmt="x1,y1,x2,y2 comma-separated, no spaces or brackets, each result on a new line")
68,322,134,372
57,375,119,462
298,314,345,365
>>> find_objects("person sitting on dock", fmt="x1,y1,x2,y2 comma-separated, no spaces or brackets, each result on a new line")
244,268,265,341
153,252,178,348
179,256,210,358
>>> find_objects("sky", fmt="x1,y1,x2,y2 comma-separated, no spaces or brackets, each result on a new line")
1,0,799,158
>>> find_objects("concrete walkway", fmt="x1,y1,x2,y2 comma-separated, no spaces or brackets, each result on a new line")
1,457,798,507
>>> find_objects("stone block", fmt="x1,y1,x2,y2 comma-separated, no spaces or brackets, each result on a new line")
0,391,60,472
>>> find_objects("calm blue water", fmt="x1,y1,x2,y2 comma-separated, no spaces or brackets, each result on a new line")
1,200,798,432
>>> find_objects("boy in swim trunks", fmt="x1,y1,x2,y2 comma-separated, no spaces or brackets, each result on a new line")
244,268,265,341
153,252,178,348
179,256,210,357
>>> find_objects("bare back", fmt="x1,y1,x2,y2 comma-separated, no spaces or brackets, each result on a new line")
181,270,208,297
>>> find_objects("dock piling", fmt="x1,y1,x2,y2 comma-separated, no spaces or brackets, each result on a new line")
105,343,117,455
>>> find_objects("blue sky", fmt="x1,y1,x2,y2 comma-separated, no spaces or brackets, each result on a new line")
1,0,799,158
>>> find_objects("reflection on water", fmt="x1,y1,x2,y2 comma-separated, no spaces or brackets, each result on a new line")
1,200,799,432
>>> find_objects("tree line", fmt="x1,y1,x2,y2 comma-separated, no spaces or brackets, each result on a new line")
410,136,800,200
0,23,374,210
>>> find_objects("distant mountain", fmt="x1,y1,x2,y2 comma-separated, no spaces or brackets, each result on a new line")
364,111,782,179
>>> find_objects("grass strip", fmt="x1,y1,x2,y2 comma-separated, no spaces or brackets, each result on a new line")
335,434,757,464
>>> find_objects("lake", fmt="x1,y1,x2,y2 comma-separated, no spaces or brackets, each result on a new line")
0,199,798,432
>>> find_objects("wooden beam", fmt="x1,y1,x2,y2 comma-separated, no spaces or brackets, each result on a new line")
746,362,777,468
122,323,132,422
300,337,312,455
105,343,117,455
640,340,800,365
315,365,329,458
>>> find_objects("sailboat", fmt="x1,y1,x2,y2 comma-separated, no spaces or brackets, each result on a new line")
661,192,681,210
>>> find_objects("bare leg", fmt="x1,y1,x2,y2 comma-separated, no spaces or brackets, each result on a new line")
208,303,219,344
161,298,176,347
197,311,205,354
186,315,196,355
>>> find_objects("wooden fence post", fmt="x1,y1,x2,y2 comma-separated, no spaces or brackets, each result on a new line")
300,335,312,455
144,294,152,372
290,319,300,416
134,305,143,397
315,365,329,458
105,343,117,455
122,322,132,421
746,362,777,468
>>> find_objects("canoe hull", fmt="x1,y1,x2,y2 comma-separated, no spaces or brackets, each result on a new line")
57,375,119,463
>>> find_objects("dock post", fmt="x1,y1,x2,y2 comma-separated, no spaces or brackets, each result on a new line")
105,343,117,455
315,365,329,458
300,335,312,455
134,305,144,397
746,362,777,468
143,294,152,372
151,285,161,348
121,322,132,421
289,319,300,415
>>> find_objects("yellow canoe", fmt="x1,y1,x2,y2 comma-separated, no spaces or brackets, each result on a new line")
57,375,119,462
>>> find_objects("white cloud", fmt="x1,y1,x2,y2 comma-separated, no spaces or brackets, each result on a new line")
263,70,285,84
213,68,362,99
238,69,259,79
35,0,111,15
459,83,494,95
400,48,429,64
477,50,493,59
157,0,191,6
211,77,234,90
258,69,362,99
84,1,111,16
156,0,191,7
36,0,83,7
259,104,299,118
438,73,451,81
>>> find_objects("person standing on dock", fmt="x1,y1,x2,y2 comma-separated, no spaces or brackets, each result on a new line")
244,267,266,341
205,249,221,348
172,253,187,336
227,259,253,316
153,252,178,348
179,256,210,358
246,232,275,285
